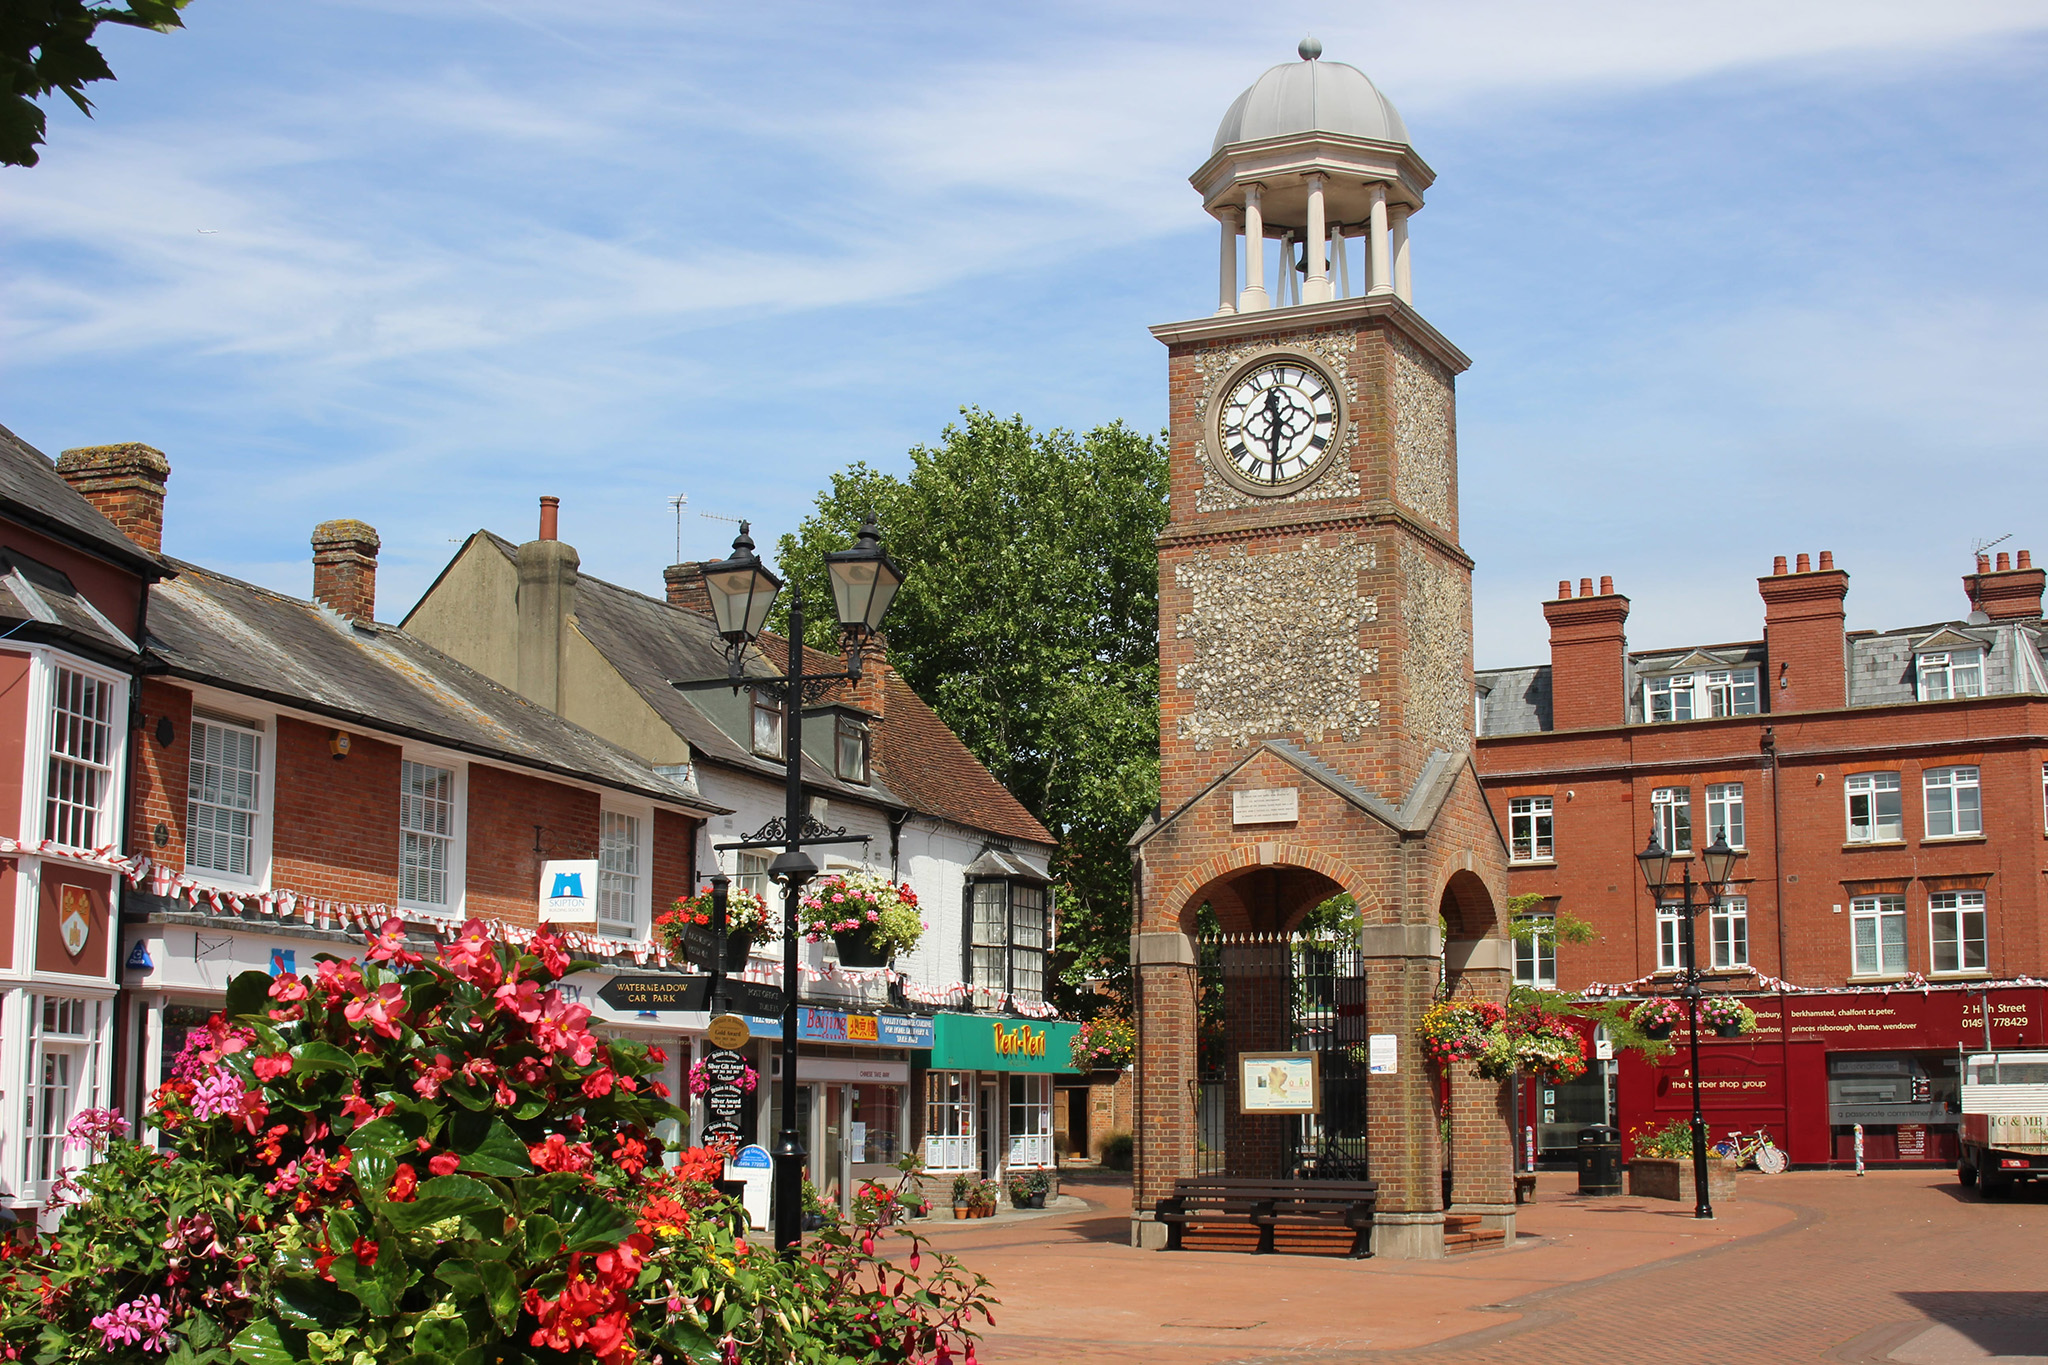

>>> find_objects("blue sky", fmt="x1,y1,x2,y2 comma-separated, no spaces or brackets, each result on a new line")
4,0,2046,668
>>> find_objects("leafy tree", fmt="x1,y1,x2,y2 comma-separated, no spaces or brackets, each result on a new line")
2,0,191,168
774,409,1168,1012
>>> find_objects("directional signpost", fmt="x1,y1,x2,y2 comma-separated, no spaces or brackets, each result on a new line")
595,975,710,1013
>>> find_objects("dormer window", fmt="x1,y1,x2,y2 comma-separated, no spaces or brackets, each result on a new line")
835,714,869,783
1646,668,1757,723
1916,650,1982,701
751,689,785,757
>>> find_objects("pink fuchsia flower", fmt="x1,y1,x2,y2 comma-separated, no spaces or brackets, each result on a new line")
365,917,423,967
343,982,407,1040
64,1107,130,1153
190,1070,247,1123
91,1294,172,1353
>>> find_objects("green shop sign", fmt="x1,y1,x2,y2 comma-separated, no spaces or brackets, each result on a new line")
929,1013,1080,1074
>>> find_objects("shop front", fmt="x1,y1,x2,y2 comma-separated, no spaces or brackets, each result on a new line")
751,1006,933,1212
923,1013,1079,1187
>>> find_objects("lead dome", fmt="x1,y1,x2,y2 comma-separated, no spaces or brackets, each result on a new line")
1212,52,1410,153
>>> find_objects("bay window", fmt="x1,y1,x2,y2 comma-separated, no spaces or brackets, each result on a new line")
45,665,118,849
923,1070,974,1170
969,879,1049,1005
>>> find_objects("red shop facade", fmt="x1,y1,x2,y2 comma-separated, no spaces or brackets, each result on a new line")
1516,984,2047,1168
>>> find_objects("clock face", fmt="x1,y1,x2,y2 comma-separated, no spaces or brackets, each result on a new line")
1215,358,1341,492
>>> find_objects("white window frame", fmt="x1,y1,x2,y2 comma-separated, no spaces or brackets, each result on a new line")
1006,1074,1053,1168
923,1069,975,1171
1650,786,1692,854
835,714,869,784
397,753,465,916
751,690,785,759
1513,915,1557,988
1703,669,1760,717
1851,895,1908,977
1928,890,1987,975
970,880,1008,996
39,658,125,852
1923,766,1982,839
185,715,265,885
1916,650,1983,702
1711,895,1749,969
597,805,652,939
1845,771,1903,844
1647,668,1759,723
1656,904,1684,972
1704,783,1745,850
1646,673,1694,723
734,851,772,923
23,993,111,1199
1508,795,1554,863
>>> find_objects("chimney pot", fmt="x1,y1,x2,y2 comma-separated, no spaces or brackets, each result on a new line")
1556,580,1571,600
1579,577,1594,598
311,520,381,622
538,496,560,541
2020,550,2033,569
1818,551,1835,570
56,443,172,554
1795,553,1811,573
1773,555,1788,575
1977,553,1991,573
1996,551,2011,571
664,562,712,614
1599,575,1613,596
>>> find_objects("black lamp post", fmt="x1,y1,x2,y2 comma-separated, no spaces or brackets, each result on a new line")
675,517,903,1255
1635,831,1738,1220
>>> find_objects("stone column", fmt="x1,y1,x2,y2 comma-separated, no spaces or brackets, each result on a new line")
1238,184,1270,312
1390,205,1412,303
1303,174,1332,303
1360,921,1445,1259
1131,931,1198,1248
1367,183,1393,297
1215,207,1239,315
1446,938,1516,1242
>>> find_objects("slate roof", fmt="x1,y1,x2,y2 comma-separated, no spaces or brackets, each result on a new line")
0,546,139,657
0,423,169,576
147,560,726,813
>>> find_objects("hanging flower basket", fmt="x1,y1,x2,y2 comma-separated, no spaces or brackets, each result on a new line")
1069,1014,1135,1071
800,871,925,965
656,885,774,968
1420,1000,1505,1068
1630,998,1686,1040
1698,996,1757,1038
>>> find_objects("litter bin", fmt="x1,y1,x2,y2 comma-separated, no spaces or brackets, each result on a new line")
1577,1124,1622,1196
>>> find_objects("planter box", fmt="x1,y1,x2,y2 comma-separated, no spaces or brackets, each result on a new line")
1628,1156,1739,1203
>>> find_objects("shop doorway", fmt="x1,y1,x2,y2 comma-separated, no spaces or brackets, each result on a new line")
978,1082,999,1177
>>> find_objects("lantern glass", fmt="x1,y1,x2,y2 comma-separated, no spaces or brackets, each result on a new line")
823,518,904,633
1636,835,1671,896
1700,834,1738,888
702,525,782,644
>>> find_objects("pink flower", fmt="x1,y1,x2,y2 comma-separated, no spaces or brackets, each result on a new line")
365,917,422,967
441,919,502,989
429,1151,461,1177
268,974,308,1003
530,931,571,978
413,1054,455,1099
533,995,598,1064
343,982,407,1039
251,1053,293,1082
90,1294,171,1353
494,978,545,1023
581,1067,616,1099
314,958,365,1002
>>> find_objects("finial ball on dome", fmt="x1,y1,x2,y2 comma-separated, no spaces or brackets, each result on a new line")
1298,35,1322,61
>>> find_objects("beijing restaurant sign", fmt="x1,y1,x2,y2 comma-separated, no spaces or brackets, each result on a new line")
928,1012,1080,1074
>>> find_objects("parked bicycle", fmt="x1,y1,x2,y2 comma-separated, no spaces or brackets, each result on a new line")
1710,1127,1787,1173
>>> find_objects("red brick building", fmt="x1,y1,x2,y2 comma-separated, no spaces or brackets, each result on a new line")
1476,552,2048,1167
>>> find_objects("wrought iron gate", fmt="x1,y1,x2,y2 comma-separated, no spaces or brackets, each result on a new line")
1195,930,1369,1178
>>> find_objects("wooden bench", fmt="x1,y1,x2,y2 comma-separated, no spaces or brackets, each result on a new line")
1514,1172,1538,1204
1153,1177,1378,1258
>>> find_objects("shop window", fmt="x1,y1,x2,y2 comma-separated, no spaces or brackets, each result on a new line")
923,1070,974,1170
1007,1074,1052,1168
1705,783,1745,849
1513,916,1556,988
1656,905,1683,972
1711,896,1749,969
598,809,645,936
1845,772,1903,843
1916,650,1982,701
44,666,118,849
1851,895,1907,976
399,759,457,910
1923,767,1981,838
1650,786,1691,854
26,995,106,1190
187,718,263,878
853,1084,901,1164
1508,796,1553,863
835,715,868,783
1928,891,1987,974
751,690,785,757
969,879,1048,1005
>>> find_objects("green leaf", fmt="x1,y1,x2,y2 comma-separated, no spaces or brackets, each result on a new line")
224,969,275,1020
331,1237,411,1318
228,1318,295,1365
559,1195,636,1252
274,1276,360,1331
523,1213,562,1264
412,1316,471,1357
449,1112,533,1176
288,1041,358,1074
377,1175,502,1233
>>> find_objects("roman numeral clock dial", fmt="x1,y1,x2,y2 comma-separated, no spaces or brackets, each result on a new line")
1212,356,1343,496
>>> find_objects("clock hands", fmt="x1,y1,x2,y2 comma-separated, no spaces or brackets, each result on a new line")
1242,383,1315,479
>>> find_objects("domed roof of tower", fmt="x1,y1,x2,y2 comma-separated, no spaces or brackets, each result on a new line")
1211,38,1410,154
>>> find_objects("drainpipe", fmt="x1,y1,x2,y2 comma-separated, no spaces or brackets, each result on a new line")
1763,726,1793,1154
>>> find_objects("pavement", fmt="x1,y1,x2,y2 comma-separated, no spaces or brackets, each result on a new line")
901,1169,2048,1364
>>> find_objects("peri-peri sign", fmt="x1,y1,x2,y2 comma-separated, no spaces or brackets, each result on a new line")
929,1012,1079,1074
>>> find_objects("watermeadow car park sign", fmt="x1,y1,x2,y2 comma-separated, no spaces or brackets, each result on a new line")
928,1012,1080,1074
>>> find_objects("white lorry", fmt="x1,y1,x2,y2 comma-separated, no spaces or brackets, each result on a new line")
1957,1050,2048,1197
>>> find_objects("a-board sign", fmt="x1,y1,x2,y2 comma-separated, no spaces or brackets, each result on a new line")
706,1014,751,1050
595,975,710,1013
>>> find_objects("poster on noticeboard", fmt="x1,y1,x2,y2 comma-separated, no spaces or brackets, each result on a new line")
1239,1051,1321,1114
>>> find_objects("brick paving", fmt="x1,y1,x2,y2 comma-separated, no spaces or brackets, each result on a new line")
916,1170,2048,1364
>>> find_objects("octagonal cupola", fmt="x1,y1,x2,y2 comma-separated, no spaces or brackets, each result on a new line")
1198,38,1434,314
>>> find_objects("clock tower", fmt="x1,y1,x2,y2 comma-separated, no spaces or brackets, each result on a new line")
1129,40,1513,1258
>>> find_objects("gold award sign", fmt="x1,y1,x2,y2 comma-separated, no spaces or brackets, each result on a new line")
1239,1050,1321,1115
706,1014,751,1051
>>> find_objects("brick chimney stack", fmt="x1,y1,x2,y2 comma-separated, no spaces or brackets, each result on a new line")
56,443,171,553
1758,551,1849,712
1965,548,2044,621
663,562,712,614
312,520,381,622
1543,576,1630,729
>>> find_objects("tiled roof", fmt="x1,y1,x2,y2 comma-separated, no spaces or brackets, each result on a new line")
0,423,168,575
148,560,726,814
867,664,1053,847
0,546,139,657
